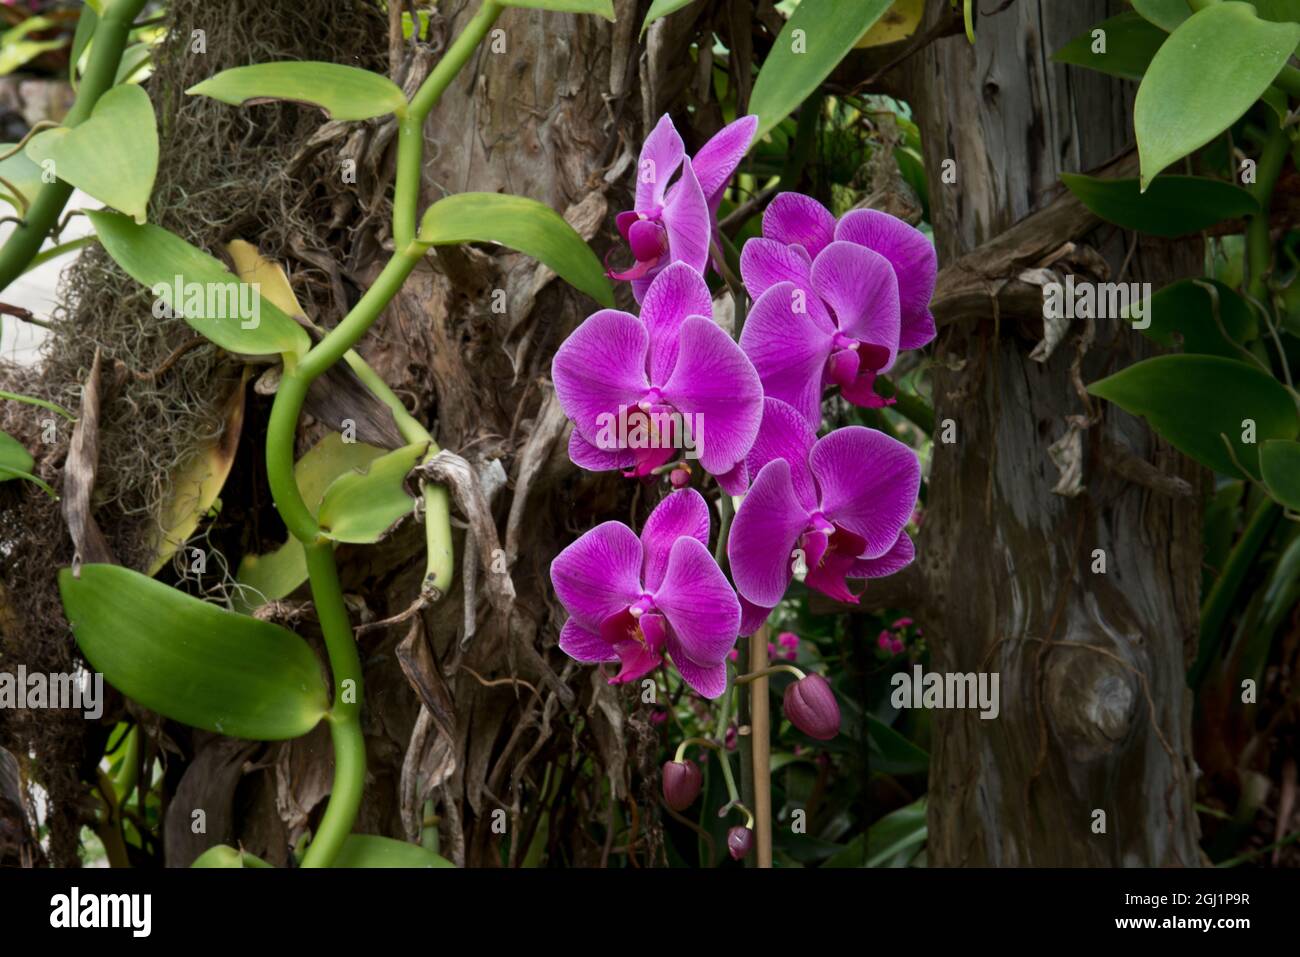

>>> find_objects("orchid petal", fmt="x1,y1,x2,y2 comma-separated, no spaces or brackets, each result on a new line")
668,643,728,699
654,536,740,669
745,397,818,511
738,594,774,637
568,427,636,473
848,531,915,579
661,315,763,477
641,261,713,383
835,209,937,350
637,113,685,211
738,237,811,299
809,241,900,369
716,458,748,496
691,114,758,212
552,309,650,445
739,282,835,426
728,458,810,608
549,521,644,630
809,427,920,560
640,487,712,592
558,618,618,662
661,158,711,275
763,192,835,258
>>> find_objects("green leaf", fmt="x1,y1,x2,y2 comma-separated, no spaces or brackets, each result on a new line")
0,143,44,214
641,0,696,33
1062,173,1258,237
191,845,273,868
1087,355,1300,479
187,62,408,121
234,434,388,611
59,564,330,740
1133,278,1256,359
1135,3,1300,188
70,4,97,84
1052,12,1166,80
499,0,615,19
88,210,311,358
1261,439,1300,509
332,835,455,868
866,714,929,775
748,0,895,141
866,797,927,867
1132,0,1192,31
0,429,34,480
25,84,158,224
317,441,426,544
417,192,613,306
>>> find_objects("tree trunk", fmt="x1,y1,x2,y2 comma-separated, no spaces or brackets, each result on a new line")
904,0,1204,866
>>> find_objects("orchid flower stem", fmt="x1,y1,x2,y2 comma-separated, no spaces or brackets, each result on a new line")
0,0,148,292
1245,114,1287,306
674,736,721,764
710,666,743,821
736,663,806,684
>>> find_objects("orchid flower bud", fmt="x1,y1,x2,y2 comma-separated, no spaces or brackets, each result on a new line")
661,760,702,811
783,672,840,740
727,825,754,860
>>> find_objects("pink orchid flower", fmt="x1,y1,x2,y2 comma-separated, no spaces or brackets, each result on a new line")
728,398,919,630
610,113,758,301
551,488,739,698
552,261,762,494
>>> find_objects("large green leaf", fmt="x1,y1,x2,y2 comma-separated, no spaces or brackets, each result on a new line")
866,714,929,775
0,429,34,481
234,433,388,611
1053,12,1166,80
866,797,927,867
26,84,158,223
0,143,45,214
1261,439,1300,509
88,211,311,358
1088,355,1300,479
317,441,426,544
187,62,408,121
1134,3,1300,188
1132,0,1192,31
332,835,455,868
191,845,273,868
1133,278,1256,359
748,0,894,141
418,192,613,306
1062,173,1257,237
59,564,330,740
499,0,615,18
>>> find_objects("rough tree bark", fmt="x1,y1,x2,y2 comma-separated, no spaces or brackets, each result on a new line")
898,0,1204,865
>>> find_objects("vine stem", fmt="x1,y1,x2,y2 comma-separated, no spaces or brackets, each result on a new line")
276,0,504,868
0,0,148,291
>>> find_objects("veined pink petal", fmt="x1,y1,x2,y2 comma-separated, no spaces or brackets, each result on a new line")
739,282,835,426
847,531,915,579
692,114,759,212
662,158,711,274
668,643,728,699
809,427,920,560
728,458,811,608
716,458,748,496
763,192,835,258
661,315,763,478
640,487,712,592
638,114,685,211
804,549,859,604
739,237,812,299
602,609,667,684
745,397,818,512
654,536,740,671
550,521,645,631
552,309,650,446
558,618,618,662
810,241,900,370
568,428,636,473
640,261,713,383
738,594,774,637
628,219,667,262
835,209,936,350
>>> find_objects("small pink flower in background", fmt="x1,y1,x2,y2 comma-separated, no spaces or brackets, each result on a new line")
891,617,913,630
610,113,758,301
767,641,778,659
727,648,739,663
552,262,762,493
778,631,799,650
550,488,739,698
650,707,668,725
724,725,738,751
889,637,905,655
877,630,893,652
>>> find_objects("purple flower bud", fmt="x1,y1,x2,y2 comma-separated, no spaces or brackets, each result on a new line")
727,825,754,860
669,466,691,488
783,673,840,740
661,760,702,811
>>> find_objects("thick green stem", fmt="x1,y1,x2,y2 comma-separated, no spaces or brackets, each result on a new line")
1246,117,1288,304
0,0,148,291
